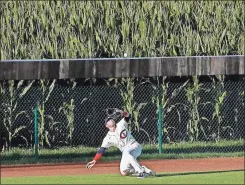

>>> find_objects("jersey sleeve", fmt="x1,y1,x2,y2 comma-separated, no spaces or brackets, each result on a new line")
101,135,113,148
116,118,128,128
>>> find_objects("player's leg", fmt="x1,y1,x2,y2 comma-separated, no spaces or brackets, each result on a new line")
119,143,144,176
122,143,145,174
128,143,150,178
119,162,136,176
120,143,151,178
120,143,155,178
120,153,142,176
130,144,156,176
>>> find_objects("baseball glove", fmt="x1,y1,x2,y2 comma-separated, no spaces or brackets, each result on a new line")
105,108,124,123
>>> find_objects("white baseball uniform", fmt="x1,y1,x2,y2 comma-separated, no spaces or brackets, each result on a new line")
100,118,144,174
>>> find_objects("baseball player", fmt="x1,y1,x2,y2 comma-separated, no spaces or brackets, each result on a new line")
86,110,156,178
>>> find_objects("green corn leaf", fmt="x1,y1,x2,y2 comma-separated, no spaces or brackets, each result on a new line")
19,80,34,98
12,126,26,138
105,8,109,27
45,115,54,123
201,117,209,122
20,135,29,147
17,80,24,89
139,19,146,40
219,27,227,46
136,103,147,112
45,130,51,147
214,103,219,118
14,111,26,122
95,31,102,46
45,80,56,103
219,91,227,103
52,121,60,128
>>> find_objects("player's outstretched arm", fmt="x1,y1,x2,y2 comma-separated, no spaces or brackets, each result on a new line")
86,147,107,169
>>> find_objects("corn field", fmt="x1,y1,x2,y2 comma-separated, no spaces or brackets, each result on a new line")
0,1,244,60
0,75,244,152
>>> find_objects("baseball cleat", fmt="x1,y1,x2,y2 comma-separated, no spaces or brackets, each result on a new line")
130,173,140,177
149,170,156,176
142,166,156,176
137,172,149,179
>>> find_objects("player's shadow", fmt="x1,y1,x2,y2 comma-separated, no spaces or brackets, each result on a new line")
155,169,243,178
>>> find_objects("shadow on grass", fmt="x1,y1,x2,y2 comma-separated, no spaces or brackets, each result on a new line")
155,169,244,178
143,145,245,155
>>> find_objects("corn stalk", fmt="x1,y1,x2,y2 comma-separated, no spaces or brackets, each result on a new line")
151,77,170,142
120,78,147,132
211,75,227,142
1,80,34,149
59,79,76,145
151,77,189,142
184,76,210,142
37,79,58,148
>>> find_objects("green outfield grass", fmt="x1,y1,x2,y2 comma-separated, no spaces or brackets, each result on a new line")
2,170,244,184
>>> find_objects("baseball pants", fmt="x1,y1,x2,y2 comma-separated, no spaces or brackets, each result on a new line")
120,142,143,174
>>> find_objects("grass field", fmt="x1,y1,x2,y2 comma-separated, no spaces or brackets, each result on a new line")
2,170,244,184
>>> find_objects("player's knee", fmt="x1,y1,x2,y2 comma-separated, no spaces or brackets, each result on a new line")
121,170,129,176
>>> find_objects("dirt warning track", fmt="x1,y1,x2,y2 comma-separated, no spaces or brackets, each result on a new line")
1,157,244,177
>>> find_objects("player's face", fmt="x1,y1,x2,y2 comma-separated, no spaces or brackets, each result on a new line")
105,119,115,128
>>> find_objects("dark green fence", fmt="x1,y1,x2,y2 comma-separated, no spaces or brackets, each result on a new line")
0,75,244,164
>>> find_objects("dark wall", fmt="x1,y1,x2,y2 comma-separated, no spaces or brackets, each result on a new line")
0,56,244,80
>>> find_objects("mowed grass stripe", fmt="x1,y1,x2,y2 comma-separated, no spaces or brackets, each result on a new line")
2,170,244,184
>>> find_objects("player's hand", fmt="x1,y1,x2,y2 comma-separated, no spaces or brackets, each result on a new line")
86,160,96,169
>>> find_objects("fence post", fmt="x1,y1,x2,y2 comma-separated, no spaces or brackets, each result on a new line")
34,107,39,162
158,85,163,154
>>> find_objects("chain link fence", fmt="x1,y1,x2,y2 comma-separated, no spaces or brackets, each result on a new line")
0,75,244,164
